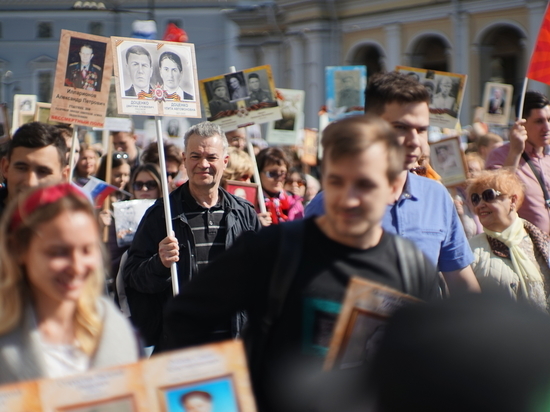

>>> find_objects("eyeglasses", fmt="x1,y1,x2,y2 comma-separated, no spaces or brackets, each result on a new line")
470,188,503,206
133,180,158,191
264,170,286,179
113,152,129,160
166,171,178,180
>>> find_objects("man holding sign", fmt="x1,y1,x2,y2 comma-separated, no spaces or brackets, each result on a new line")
161,115,440,412
124,121,261,347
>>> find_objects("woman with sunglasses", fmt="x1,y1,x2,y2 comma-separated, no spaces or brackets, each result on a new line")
129,163,162,200
468,169,550,310
0,184,139,384
257,147,304,225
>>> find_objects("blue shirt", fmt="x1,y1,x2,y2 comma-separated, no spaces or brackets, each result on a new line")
304,172,473,272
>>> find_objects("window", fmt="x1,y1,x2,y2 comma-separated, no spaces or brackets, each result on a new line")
89,21,103,35
37,22,53,39
37,71,53,102
0,22,3,39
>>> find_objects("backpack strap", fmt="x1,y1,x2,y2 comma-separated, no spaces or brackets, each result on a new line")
264,219,305,331
522,151,550,208
393,234,424,296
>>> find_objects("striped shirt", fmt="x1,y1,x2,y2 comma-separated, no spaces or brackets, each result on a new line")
182,185,227,273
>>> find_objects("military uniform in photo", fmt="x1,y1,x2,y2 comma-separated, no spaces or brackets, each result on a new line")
65,62,102,91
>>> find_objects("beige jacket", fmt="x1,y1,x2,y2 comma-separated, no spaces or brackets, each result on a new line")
0,297,140,385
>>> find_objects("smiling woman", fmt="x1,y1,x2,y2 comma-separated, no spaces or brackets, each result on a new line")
0,183,139,384
467,169,550,311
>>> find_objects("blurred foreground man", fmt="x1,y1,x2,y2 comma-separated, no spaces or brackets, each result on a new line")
162,115,440,412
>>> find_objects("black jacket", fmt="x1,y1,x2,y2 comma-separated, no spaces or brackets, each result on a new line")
123,182,261,345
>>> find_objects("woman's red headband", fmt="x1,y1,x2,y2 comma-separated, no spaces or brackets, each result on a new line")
9,183,87,232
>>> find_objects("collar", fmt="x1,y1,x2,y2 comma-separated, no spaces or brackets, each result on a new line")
396,172,420,203
525,140,547,159
181,181,223,211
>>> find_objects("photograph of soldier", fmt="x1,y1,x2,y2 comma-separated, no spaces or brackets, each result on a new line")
159,51,193,101
207,79,234,117
64,38,105,92
336,71,361,109
225,72,248,101
247,72,272,106
124,45,154,97
431,76,458,112
488,86,506,115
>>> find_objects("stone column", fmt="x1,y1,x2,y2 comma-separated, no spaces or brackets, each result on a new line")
384,23,401,71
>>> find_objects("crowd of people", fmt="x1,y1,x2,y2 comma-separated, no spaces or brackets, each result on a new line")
2,71,550,411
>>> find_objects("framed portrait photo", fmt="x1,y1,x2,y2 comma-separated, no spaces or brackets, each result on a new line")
429,136,468,187
482,82,513,126
160,376,240,412
111,36,200,118
199,65,281,132
56,395,137,412
266,88,305,146
0,103,10,143
225,181,259,210
50,30,113,127
396,66,467,129
324,277,419,371
325,65,366,121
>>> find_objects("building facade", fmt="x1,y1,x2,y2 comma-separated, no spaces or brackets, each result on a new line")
228,0,550,128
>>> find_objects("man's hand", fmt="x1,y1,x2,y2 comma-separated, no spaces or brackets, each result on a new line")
159,231,179,268
509,119,528,155
503,120,527,171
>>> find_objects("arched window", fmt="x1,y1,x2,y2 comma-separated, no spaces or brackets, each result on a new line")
410,35,449,72
349,44,385,76
479,25,524,107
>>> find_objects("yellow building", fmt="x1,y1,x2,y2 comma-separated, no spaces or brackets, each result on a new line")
228,0,549,128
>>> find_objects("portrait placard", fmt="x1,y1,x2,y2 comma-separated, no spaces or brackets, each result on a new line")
111,37,200,118
225,181,259,211
324,277,419,371
482,82,513,126
39,364,149,412
429,136,468,187
266,88,305,146
199,65,282,132
12,94,37,133
34,103,62,125
0,381,41,412
142,340,256,412
0,104,10,143
113,199,155,247
396,66,467,129
50,30,112,127
325,66,366,121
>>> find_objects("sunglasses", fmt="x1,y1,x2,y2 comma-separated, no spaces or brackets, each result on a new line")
113,152,129,160
286,179,305,187
166,171,178,180
133,180,158,191
264,170,286,179
470,188,503,206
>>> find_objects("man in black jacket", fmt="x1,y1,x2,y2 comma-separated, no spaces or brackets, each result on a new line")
123,121,261,347
162,115,441,412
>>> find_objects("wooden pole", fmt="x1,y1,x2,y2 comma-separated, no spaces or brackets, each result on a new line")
155,117,180,296
102,132,114,243
68,126,78,182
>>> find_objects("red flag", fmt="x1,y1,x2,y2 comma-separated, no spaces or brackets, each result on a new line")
527,4,550,84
